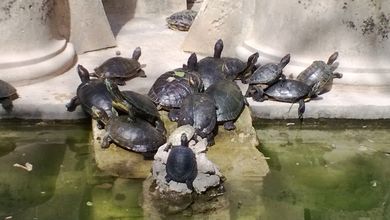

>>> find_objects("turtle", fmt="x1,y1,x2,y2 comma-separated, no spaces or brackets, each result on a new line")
104,79,166,135
148,53,203,110
166,9,197,31
222,52,260,82
205,79,247,130
166,125,196,146
0,80,18,113
91,47,146,85
91,106,166,159
196,39,229,90
169,93,217,145
297,52,343,95
66,65,113,129
244,53,291,97
251,79,319,121
165,133,197,191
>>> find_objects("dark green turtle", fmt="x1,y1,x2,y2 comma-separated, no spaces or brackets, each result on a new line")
222,52,260,82
205,79,247,130
148,53,203,110
92,47,146,85
91,106,166,159
0,80,18,113
166,9,197,31
297,52,342,95
66,65,113,128
165,133,197,190
169,93,217,145
251,79,319,121
105,79,166,135
244,54,290,97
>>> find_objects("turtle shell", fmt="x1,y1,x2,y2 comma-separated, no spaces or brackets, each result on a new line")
94,57,142,79
121,90,160,121
265,79,311,103
77,79,113,117
165,141,197,185
297,61,336,94
166,9,197,31
177,93,217,137
197,57,227,90
148,70,203,109
0,80,17,98
205,80,245,122
247,54,290,85
221,57,247,80
106,116,166,153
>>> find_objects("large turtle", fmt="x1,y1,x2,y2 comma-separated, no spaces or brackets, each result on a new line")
166,9,197,31
197,39,228,90
205,79,247,130
148,53,203,110
244,54,290,97
66,65,113,128
251,79,319,121
165,133,197,190
91,47,146,85
169,93,217,145
222,52,260,82
297,52,343,95
0,80,18,113
91,106,166,159
104,79,166,135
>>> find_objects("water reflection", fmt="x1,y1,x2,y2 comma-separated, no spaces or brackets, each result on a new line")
256,120,390,219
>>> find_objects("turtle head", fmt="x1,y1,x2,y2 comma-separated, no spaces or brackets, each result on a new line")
327,52,338,65
180,133,188,146
132,47,142,60
77,65,90,83
104,79,129,112
247,52,259,66
91,106,109,125
279,54,291,69
239,52,259,81
214,39,224,58
187,53,198,71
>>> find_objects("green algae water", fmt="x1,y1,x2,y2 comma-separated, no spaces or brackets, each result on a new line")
1,119,390,219
255,119,390,220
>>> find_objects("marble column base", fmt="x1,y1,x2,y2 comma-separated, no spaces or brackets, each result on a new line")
0,40,75,86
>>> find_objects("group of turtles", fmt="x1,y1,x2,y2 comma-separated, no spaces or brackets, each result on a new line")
65,38,343,190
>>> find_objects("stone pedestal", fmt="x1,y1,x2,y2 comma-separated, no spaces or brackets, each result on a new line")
0,0,75,86
184,0,390,86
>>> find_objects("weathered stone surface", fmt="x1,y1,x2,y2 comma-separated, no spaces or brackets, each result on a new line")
91,120,152,179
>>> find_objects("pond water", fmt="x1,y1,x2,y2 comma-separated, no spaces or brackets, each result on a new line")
0,119,389,219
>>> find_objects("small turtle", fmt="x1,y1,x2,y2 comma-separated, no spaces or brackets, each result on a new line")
166,9,197,31
66,65,113,129
197,39,229,89
206,79,247,130
244,54,290,97
297,52,343,95
222,52,260,82
0,80,18,113
148,53,203,110
92,47,146,85
166,125,196,146
169,93,217,145
91,106,166,159
251,79,319,121
165,133,197,191
105,79,166,135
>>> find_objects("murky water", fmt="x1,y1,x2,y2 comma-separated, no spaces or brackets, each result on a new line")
0,119,389,219
255,119,390,220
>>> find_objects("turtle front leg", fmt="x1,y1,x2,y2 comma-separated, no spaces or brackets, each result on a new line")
137,69,147,78
101,133,113,149
66,96,80,112
1,98,13,113
333,72,343,79
223,121,236,131
298,99,305,122
252,85,267,102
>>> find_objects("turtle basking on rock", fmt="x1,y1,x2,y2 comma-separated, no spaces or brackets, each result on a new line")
166,9,197,31
165,133,197,191
66,65,114,128
91,47,146,85
91,106,166,159
0,80,18,113
297,52,343,95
